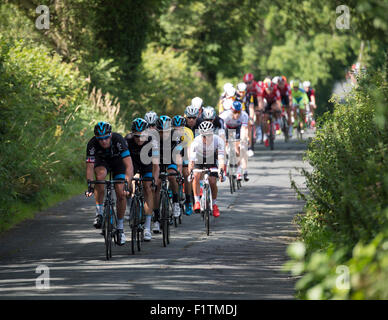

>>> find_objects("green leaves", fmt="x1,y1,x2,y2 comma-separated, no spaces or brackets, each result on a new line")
285,70,388,299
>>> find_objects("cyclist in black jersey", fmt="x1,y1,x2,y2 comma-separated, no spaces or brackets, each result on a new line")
85,121,134,246
125,118,159,241
153,116,183,229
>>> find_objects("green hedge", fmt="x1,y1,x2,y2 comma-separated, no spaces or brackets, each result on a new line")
285,68,388,299
0,35,122,228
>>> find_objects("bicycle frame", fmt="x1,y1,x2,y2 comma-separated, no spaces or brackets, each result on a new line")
89,174,127,260
129,176,153,254
193,168,219,236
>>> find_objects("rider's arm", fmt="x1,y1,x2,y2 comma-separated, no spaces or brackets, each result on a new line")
86,162,94,181
86,139,96,182
122,156,134,183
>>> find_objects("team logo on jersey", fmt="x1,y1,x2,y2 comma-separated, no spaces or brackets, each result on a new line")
89,147,95,155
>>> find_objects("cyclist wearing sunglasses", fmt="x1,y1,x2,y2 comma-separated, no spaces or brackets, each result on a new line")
154,115,183,225
125,118,159,240
220,101,250,182
85,121,134,246
184,105,200,137
189,121,225,217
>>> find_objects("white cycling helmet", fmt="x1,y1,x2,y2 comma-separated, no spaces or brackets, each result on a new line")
303,81,311,88
144,111,158,125
184,105,200,117
202,106,216,120
191,97,203,109
225,86,236,98
222,99,234,111
237,82,247,92
198,121,214,136
272,76,280,85
223,82,234,93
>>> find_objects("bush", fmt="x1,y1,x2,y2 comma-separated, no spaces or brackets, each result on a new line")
0,35,124,224
286,68,388,299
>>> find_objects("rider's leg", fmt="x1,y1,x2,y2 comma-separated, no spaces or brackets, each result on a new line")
193,170,202,203
300,109,306,130
209,176,218,202
142,176,154,235
167,166,180,216
183,166,192,205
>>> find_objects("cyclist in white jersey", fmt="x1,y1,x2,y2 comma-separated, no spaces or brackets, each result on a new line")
219,100,250,182
188,121,225,217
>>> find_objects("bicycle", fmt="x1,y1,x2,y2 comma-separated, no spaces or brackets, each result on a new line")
192,168,223,236
176,173,185,224
292,103,306,141
87,174,128,260
265,110,276,150
225,129,238,194
128,176,154,255
159,171,179,247
281,105,290,142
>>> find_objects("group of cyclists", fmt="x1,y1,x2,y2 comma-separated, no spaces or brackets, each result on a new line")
84,73,317,247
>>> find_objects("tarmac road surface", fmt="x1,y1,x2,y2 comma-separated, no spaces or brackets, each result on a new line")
0,130,313,299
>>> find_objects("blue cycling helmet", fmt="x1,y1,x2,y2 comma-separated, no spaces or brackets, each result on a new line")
156,115,172,131
172,115,186,127
232,101,242,112
94,121,112,137
131,118,148,134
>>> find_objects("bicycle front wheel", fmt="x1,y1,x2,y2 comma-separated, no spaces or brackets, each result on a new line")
161,192,169,247
130,198,138,255
104,206,112,260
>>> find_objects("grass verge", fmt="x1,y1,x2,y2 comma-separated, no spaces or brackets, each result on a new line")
0,180,86,234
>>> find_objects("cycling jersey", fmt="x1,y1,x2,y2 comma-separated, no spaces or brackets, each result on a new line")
219,110,249,129
260,87,281,106
292,88,309,110
125,133,158,177
185,120,200,137
305,88,315,102
246,81,263,99
277,83,292,98
157,130,183,168
86,132,130,163
236,92,255,112
86,132,130,179
189,134,225,165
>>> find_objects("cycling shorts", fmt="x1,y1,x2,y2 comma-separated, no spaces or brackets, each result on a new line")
281,95,290,108
94,156,126,180
133,161,153,178
225,127,241,140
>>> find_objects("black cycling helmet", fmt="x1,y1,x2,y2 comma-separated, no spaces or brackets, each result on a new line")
156,115,172,131
131,118,148,134
172,115,186,127
94,121,112,137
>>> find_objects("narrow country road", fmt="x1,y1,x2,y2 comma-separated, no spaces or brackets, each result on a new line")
0,131,312,300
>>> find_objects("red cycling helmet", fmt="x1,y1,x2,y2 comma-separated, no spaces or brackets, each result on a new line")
243,73,254,83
